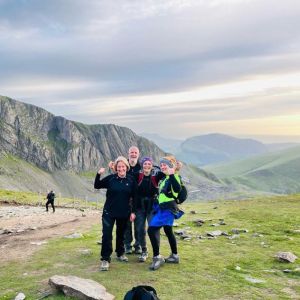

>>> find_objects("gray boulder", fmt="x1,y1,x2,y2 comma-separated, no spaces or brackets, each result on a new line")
15,293,26,300
275,252,298,263
49,275,115,300
207,230,223,237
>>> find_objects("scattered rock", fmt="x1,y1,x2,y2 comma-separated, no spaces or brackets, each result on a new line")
292,229,300,234
180,234,192,240
183,226,191,230
275,252,298,263
213,206,218,209
64,233,83,239
228,234,239,240
210,223,220,227
190,210,197,214
219,220,226,225
221,231,229,236
244,276,265,284
30,241,48,246
231,228,248,234
283,269,292,273
252,233,264,237
193,219,205,226
173,222,179,227
29,226,38,230
2,229,13,234
97,241,102,245
15,292,26,300
197,235,206,239
79,249,92,256
207,230,223,237
235,266,241,271
174,229,185,236
49,275,115,300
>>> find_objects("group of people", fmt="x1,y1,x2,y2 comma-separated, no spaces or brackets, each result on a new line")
94,146,184,271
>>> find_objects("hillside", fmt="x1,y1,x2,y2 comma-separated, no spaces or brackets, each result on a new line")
176,133,268,166
1,193,299,299
0,96,240,200
0,96,164,172
206,146,300,194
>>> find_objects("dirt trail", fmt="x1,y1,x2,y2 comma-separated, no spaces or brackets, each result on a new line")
0,204,100,263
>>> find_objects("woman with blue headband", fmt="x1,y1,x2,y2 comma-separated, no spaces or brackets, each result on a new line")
147,156,184,271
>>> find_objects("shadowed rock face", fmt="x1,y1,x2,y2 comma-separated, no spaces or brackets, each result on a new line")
0,96,164,172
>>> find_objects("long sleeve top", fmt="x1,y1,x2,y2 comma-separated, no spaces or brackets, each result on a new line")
133,171,165,208
94,173,137,218
158,173,181,204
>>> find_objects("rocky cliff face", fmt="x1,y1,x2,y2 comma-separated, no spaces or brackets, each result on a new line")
0,96,164,172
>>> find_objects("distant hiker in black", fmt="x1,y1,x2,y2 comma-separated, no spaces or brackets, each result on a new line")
133,156,165,262
94,156,138,271
46,190,55,212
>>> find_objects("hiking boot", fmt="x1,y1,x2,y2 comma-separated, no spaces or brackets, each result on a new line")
100,260,109,271
165,253,180,263
138,252,148,262
134,247,142,255
149,255,165,270
125,247,132,254
116,254,129,262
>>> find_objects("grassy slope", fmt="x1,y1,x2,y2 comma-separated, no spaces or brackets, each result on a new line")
0,154,101,201
1,194,299,299
0,153,243,201
205,146,300,193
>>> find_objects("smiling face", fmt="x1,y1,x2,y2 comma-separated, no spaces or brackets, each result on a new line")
128,146,139,165
143,160,153,174
116,161,127,177
160,162,169,175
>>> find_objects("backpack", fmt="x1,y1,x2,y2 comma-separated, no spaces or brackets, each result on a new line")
124,285,160,300
138,172,158,188
175,176,188,204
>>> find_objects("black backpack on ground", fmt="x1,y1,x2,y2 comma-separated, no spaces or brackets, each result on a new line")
124,285,160,300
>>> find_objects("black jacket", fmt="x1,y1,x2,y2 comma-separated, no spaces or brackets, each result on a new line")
94,173,137,218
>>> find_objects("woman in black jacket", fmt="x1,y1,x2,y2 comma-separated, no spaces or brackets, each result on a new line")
132,156,165,262
94,156,137,271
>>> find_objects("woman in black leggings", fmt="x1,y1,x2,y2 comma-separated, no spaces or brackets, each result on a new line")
94,156,137,271
148,156,184,271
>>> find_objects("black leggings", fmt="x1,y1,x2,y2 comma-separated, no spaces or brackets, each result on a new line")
148,225,177,257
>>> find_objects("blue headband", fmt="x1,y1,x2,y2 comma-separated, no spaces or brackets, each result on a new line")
159,158,174,168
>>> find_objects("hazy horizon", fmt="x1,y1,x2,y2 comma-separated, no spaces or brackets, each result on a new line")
1,1,300,140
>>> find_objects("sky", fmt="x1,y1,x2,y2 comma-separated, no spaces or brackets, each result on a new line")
0,0,300,142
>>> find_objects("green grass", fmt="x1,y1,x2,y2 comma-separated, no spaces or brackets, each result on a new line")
1,195,300,299
205,146,300,194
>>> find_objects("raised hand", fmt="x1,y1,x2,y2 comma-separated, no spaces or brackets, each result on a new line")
98,167,105,175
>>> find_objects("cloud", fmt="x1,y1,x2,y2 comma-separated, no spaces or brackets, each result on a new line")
0,0,300,139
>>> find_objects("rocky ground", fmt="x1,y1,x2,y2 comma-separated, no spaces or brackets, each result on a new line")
0,203,100,263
